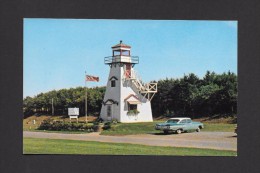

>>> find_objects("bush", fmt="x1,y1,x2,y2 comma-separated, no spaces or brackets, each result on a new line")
37,120,98,132
51,121,65,131
93,125,101,132
104,122,111,126
127,110,140,115
71,123,84,131
96,117,104,123
102,125,111,130
83,124,94,130
102,122,111,130
111,119,118,124
38,119,52,130
93,121,100,125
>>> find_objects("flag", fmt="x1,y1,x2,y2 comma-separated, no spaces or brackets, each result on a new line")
86,75,99,82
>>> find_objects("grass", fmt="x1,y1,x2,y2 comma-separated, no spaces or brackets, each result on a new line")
23,115,236,135
23,137,237,156
27,129,92,134
101,122,159,135
101,121,236,136
203,123,236,132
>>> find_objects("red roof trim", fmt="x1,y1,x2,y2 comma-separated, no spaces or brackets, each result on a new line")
111,43,131,49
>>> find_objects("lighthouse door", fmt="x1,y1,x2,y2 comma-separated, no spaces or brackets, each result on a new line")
107,105,111,117
125,64,131,78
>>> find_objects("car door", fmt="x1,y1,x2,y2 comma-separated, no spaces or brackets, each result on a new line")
180,119,187,131
186,119,193,131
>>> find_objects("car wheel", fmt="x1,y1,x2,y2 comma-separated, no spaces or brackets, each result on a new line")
176,129,182,134
163,130,169,134
196,127,200,132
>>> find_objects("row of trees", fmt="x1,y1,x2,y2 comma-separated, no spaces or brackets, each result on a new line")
151,71,237,118
23,71,237,118
23,87,105,117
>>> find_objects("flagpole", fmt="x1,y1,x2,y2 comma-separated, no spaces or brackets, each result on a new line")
85,71,88,123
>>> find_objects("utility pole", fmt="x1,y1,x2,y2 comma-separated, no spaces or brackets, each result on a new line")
52,98,54,115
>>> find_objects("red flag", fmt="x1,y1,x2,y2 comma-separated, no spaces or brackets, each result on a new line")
86,75,99,82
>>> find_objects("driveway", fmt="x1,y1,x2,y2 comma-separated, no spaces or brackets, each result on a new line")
23,131,237,151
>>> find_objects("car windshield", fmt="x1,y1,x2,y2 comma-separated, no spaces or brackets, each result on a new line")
166,119,179,123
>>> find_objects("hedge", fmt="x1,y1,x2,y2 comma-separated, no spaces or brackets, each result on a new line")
38,120,100,132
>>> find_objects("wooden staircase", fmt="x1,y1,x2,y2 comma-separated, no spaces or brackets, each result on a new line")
124,68,157,101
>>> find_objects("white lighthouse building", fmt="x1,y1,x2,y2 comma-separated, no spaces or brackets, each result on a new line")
100,41,157,123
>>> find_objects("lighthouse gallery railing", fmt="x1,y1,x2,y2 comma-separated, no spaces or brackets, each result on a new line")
104,56,139,64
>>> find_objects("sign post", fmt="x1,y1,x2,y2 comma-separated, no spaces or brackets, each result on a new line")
51,98,54,115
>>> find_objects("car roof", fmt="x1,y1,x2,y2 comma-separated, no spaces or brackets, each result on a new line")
168,117,191,120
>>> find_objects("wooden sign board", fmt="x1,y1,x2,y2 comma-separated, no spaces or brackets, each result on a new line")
68,108,79,116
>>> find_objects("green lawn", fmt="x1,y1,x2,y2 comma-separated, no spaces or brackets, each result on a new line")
24,116,236,136
24,118,236,136
101,122,159,135
203,123,236,132
100,121,236,135
27,129,92,134
23,138,236,156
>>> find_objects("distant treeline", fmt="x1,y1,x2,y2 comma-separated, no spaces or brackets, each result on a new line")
23,87,106,117
23,71,237,118
151,71,237,118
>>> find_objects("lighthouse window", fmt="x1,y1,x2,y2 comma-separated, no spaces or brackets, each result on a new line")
111,80,116,87
113,51,121,56
122,50,130,56
129,104,137,111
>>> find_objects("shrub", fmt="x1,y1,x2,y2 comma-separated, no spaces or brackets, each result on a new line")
102,125,111,130
111,119,118,124
127,110,140,115
71,123,84,131
37,120,97,132
93,125,101,132
38,119,52,130
104,122,111,126
96,117,104,123
83,124,94,130
102,122,111,130
93,121,100,125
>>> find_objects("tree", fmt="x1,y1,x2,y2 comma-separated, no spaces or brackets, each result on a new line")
23,71,237,119
151,71,237,118
23,86,106,117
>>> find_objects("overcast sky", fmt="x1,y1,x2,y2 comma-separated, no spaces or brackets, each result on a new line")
24,19,237,97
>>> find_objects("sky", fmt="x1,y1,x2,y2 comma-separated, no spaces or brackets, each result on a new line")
24,19,237,98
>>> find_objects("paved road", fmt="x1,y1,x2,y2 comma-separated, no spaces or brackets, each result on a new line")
23,131,237,151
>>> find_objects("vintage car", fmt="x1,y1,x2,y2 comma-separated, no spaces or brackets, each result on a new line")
155,117,204,134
